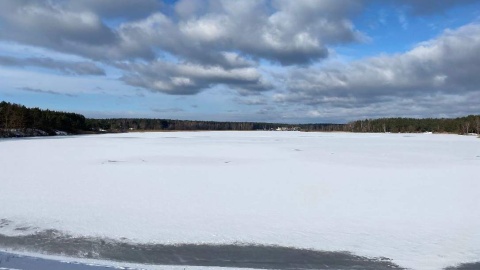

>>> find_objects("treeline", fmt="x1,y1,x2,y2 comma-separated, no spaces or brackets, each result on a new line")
1,101,479,137
1,101,338,137
0,101,86,136
87,118,277,131
345,116,480,134
86,118,337,132
84,116,480,134
300,123,346,132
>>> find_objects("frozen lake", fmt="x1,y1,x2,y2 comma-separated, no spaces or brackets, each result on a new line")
0,131,479,270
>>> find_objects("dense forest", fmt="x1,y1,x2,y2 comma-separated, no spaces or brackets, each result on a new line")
1,101,479,137
0,101,86,137
345,116,480,134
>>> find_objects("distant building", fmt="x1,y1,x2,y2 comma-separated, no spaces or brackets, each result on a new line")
275,127,300,131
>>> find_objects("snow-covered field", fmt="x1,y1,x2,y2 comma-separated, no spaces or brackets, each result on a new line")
0,131,479,270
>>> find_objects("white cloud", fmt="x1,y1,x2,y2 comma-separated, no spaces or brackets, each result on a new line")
0,1,116,46
0,0,369,95
122,60,272,95
179,15,230,42
276,23,480,118
1,0,366,65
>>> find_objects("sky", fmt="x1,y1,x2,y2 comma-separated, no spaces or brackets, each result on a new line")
0,0,479,123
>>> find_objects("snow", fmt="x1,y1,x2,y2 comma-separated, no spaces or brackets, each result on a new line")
0,131,479,270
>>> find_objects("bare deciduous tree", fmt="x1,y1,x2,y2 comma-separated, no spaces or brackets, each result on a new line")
476,117,480,134
462,122,470,135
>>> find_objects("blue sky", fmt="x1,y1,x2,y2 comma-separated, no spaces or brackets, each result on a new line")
0,0,479,123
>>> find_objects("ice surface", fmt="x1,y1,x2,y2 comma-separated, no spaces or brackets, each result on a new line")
1,250,257,270
0,132,479,270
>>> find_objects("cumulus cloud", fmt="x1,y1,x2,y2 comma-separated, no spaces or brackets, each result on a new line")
120,0,364,66
0,0,365,65
0,0,118,58
0,0,371,95
0,0,478,102
277,23,480,118
121,60,272,95
0,55,105,76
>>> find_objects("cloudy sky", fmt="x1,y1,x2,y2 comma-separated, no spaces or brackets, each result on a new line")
1,0,479,123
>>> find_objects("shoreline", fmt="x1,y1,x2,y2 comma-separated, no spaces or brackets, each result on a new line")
0,230,403,270
0,250,138,270
1,128,477,139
